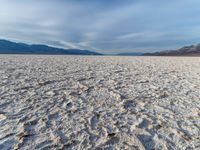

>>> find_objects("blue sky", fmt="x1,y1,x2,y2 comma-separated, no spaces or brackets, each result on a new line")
1,0,200,54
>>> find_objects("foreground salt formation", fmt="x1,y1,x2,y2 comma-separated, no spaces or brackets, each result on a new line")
0,55,200,150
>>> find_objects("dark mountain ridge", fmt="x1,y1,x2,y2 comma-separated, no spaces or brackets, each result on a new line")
116,52,143,56
143,44,200,56
0,39,103,55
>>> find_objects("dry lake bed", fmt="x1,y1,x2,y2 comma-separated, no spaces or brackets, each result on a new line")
0,55,200,150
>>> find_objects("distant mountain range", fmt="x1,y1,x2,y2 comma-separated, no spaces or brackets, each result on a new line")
0,39,102,55
143,44,200,56
1,39,200,56
116,52,143,56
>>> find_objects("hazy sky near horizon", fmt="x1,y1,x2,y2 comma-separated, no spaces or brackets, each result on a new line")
1,0,200,54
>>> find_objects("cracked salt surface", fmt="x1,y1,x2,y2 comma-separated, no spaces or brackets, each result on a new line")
0,55,200,150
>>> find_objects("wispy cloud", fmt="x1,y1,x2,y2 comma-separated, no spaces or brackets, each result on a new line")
1,0,200,53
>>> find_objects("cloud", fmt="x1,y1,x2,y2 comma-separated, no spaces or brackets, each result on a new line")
47,40,81,49
1,0,200,53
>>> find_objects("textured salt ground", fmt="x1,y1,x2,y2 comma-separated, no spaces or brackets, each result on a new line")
0,55,200,150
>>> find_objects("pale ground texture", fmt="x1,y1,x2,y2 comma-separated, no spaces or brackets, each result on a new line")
0,55,200,150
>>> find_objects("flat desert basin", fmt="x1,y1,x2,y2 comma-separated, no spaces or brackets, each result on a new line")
0,55,200,150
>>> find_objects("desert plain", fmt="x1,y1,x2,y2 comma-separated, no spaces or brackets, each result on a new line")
0,55,200,150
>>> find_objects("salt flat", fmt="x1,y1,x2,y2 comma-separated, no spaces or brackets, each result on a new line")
0,55,200,150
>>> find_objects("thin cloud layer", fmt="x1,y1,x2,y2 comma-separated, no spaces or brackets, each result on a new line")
1,0,200,54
